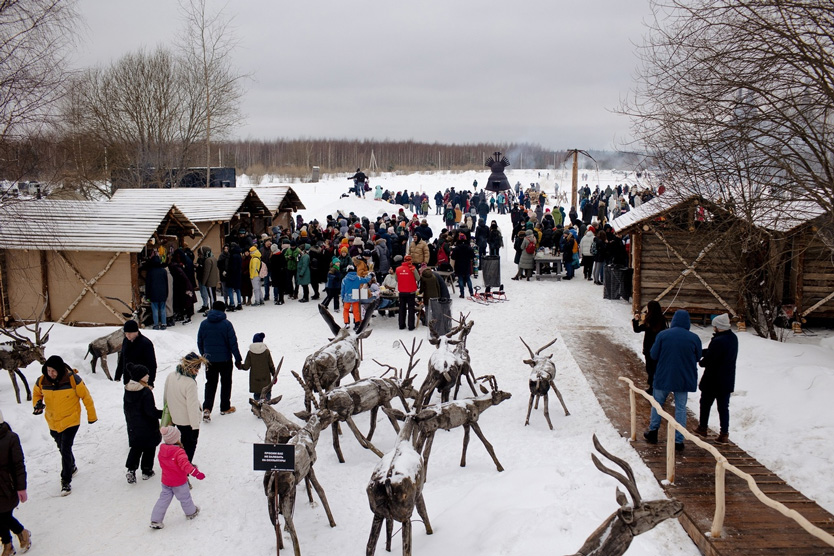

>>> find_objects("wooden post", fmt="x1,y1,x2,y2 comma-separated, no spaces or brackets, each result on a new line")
712,459,726,538
629,387,637,441
632,229,643,314
39,251,51,321
571,150,578,210
794,233,805,332
666,424,676,483
130,253,141,321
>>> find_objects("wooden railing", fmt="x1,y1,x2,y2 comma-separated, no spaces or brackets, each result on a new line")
619,376,834,547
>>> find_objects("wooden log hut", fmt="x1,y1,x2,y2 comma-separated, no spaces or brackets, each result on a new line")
109,187,274,255
611,195,746,324
250,185,306,230
0,201,201,326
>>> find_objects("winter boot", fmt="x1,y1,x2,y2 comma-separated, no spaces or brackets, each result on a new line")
2,542,13,556
149,522,164,530
60,481,71,496
221,406,236,415
16,529,31,553
675,442,685,452
693,425,709,437
126,470,136,484
643,429,658,444
142,470,155,481
186,506,200,520
716,432,730,444
203,409,211,422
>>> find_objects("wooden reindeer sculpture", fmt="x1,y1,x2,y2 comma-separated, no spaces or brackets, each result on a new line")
294,339,422,463
300,302,380,412
251,397,336,556
388,375,511,476
568,434,683,556
0,307,52,404
421,315,478,405
85,328,124,380
519,336,570,430
366,409,433,556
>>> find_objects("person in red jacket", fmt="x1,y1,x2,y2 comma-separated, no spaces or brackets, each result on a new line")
395,255,419,331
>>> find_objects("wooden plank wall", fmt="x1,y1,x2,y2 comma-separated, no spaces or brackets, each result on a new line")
639,228,742,315
799,235,834,318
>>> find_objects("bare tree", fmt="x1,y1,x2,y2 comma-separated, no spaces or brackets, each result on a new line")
178,0,245,187
622,0,834,339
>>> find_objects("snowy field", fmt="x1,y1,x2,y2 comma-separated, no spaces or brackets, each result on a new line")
2,169,832,556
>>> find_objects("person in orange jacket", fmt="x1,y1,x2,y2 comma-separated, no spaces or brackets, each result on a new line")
32,355,97,496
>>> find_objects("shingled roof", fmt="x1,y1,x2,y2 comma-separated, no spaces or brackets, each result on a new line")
109,187,272,221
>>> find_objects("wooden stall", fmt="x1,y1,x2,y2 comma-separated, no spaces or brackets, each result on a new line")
611,195,745,322
782,212,834,329
250,185,306,230
0,201,200,326
109,188,272,254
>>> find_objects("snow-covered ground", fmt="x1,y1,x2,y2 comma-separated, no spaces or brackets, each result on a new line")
3,169,832,555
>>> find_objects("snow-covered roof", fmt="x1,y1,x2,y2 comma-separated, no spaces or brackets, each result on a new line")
109,187,271,222
249,185,306,212
611,193,828,234
0,200,201,252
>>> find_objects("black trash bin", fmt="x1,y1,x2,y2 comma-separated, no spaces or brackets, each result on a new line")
428,298,453,336
481,256,501,288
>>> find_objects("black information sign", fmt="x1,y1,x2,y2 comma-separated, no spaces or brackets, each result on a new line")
254,443,295,472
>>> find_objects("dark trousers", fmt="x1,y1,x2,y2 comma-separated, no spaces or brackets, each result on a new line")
699,391,731,434
263,274,270,299
126,445,157,473
0,510,24,544
300,284,309,301
321,287,340,310
398,292,416,330
582,255,594,279
176,425,200,463
50,425,79,484
645,356,657,390
203,360,234,413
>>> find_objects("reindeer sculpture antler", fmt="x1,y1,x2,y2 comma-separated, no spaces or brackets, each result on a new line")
1,298,53,403
567,434,683,556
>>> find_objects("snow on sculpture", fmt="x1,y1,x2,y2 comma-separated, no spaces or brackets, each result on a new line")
567,434,683,556
519,336,570,430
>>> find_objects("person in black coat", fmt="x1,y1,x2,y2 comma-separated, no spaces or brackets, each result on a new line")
144,255,169,329
225,243,243,310
0,410,29,553
474,219,489,258
113,320,158,387
450,234,475,298
269,244,287,305
123,363,162,483
694,314,738,444
632,300,667,394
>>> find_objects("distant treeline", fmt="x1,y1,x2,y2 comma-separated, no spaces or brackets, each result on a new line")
216,139,652,181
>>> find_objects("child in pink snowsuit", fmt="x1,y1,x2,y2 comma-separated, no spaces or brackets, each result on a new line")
150,426,205,529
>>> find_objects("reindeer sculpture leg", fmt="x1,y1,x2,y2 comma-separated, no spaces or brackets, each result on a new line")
367,514,384,556
344,416,384,457
99,357,113,381
549,380,570,416
307,468,336,527
415,493,433,535
331,422,346,464
8,369,31,404
469,422,504,472
280,489,302,556
418,431,437,479
541,393,554,430
525,394,536,427
385,518,394,552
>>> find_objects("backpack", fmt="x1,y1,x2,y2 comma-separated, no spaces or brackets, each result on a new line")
591,240,598,257
258,259,268,278
525,240,536,254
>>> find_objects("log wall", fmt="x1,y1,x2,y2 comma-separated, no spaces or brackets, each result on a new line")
797,234,834,319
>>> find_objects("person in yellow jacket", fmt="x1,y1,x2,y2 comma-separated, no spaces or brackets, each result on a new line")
32,355,97,496
248,245,264,305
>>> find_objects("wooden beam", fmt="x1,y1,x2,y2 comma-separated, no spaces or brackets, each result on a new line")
190,221,216,251
794,234,805,320
39,250,51,321
632,229,643,314
56,252,126,324
130,252,141,317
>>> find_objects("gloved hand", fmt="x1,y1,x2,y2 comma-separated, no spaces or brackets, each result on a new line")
191,469,205,480
33,401,45,415
88,419,97,424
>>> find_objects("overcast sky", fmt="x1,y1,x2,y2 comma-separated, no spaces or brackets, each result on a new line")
74,0,653,151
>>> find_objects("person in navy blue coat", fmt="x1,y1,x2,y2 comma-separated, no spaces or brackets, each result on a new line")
643,309,702,450
694,314,738,444
144,255,169,329
197,301,242,419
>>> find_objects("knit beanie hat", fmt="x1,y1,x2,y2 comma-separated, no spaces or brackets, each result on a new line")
161,426,181,445
123,319,139,333
253,332,265,343
127,363,149,383
270,244,279,253
712,314,731,331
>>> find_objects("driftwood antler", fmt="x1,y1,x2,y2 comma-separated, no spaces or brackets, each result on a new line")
256,356,284,406
292,370,319,410
590,434,641,506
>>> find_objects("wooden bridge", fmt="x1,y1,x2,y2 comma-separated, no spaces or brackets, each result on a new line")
562,326,834,556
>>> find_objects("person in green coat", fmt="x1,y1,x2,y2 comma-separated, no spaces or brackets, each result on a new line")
296,244,311,302
239,333,276,402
